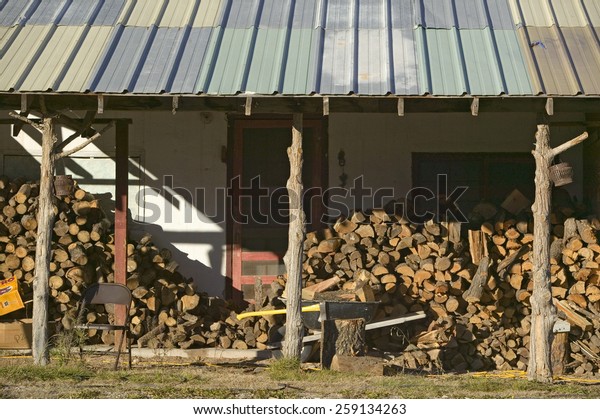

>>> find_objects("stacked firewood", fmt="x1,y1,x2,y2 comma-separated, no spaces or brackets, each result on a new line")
300,203,600,375
1,176,287,350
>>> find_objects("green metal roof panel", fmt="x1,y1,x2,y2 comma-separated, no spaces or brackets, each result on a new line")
204,28,255,94
416,0,515,30
459,29,506,95
416,28,467,95
245,28,288,93
416,27,533,96
281,28,322,94
492,29,534,95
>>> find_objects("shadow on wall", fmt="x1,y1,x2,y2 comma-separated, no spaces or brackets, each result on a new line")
128,221,227,298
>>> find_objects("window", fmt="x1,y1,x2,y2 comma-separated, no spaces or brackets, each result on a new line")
412,153,535,222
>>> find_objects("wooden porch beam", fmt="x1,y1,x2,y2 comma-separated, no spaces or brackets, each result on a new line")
2,95,600,114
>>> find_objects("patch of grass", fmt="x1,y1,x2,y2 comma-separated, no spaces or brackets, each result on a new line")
268,357,302,380
49,328,87,366
0,364,93,382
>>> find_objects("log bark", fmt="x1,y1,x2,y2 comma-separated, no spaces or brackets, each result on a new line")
32,117,56,366
528,125,587,383
282,114,306,360
321,318,366,369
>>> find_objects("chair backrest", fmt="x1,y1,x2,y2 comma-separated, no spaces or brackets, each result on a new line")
82,283,132,307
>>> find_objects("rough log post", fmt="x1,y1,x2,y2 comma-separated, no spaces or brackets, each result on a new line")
528,124,588,383
9,108,112,366
283,114,306,360
32,117,57,366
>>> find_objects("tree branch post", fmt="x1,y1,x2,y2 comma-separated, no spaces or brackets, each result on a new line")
283,114,306,360
32,117,57,366
528,125,588,383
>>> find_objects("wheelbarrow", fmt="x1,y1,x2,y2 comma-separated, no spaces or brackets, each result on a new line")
237,300,380,330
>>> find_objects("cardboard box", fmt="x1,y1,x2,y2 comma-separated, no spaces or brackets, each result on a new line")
501,189,531,215
0,319,33,349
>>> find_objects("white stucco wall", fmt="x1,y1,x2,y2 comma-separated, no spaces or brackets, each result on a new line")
0,110,229,296
327,112,585,212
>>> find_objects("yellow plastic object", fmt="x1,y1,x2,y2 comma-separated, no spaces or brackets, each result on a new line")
237,303,320,321
0,276,24,316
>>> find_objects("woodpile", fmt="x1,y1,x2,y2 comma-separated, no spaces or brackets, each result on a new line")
0,176,286,351
3,175,599,374
299,200,600,375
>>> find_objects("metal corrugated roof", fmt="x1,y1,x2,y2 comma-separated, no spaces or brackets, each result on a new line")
0,0,599,97
19,26,86,91
158,0,199,27
281,28,323,94
0,0,34,26
416,0,515,29
58,0,125,26
170,27,214,93
27,0,69,25
584,0,600,27
0,25,53,90
57,26,115,92
191,0,225,27
510,0,600,27
520,26,600,95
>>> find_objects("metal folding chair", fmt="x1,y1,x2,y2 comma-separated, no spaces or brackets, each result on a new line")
74,283,132,370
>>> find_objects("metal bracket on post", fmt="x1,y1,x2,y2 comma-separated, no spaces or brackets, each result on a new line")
546,97,554,116
97,94,104,114
20,94,28,113
323,97,329,116
397,98,405,116
245,96,252,116
471,97,479,116
172,96,179,115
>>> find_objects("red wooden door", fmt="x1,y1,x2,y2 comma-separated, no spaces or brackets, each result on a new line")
229,119,325,300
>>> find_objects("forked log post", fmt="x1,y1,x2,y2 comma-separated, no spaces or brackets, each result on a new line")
528,124,588,383
283,114,306,360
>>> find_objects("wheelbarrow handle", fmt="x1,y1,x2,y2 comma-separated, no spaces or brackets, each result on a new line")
236,303,320,321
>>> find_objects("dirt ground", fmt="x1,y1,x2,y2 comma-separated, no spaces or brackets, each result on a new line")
1,352,600,399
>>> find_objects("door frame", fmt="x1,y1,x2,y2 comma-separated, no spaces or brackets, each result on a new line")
226,116,327,300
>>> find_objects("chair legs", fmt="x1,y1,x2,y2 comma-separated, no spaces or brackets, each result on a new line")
113,330,126,371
